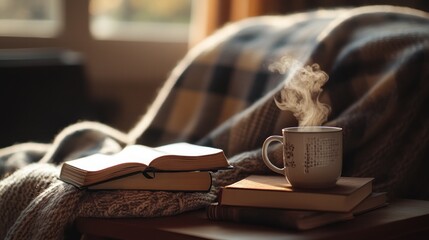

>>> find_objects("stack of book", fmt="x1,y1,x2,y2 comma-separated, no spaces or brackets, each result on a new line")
59,142,231,192
207,175,388,230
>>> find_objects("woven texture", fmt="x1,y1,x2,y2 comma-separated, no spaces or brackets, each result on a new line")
1,5,429,239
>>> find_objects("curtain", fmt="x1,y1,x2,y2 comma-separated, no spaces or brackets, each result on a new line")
188,0,429,48
189,0,285,47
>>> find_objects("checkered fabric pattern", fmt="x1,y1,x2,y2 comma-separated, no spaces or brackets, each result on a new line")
133,5,429,198
132,6,429,169
131,10,335,146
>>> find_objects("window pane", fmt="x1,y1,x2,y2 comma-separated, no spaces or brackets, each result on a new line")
90,0,192,41
0,0,62,37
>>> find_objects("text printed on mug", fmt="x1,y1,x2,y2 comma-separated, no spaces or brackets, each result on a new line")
303,137,340,173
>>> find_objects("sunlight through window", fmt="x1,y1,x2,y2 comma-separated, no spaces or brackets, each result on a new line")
0,0,62,37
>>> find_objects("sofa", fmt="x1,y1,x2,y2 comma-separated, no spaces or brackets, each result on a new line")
0,5,428,239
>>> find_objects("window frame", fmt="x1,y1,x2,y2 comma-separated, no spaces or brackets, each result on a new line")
89,0,192,42
0,0,191,86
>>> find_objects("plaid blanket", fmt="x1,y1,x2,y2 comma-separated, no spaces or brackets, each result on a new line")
1,5,429,239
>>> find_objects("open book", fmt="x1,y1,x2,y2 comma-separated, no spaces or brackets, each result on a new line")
59,142,230,187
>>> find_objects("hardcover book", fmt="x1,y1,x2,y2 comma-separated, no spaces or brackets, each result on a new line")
88,171,213,192
59,142,230,187
208,192,387,230
219,175,374,212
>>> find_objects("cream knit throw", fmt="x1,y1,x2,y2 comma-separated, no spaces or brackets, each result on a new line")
0,163,218,239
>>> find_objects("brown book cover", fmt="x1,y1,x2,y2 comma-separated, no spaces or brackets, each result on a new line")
219,175,374,212
208,192,387,230
59,142,230,187
88,171,213,192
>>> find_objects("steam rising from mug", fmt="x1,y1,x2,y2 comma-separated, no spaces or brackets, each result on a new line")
270,57,331,126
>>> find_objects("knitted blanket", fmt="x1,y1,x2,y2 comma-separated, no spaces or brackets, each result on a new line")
1,5,429,239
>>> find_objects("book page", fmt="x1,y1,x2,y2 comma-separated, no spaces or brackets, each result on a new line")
64,143,227,173
65,145,165,172
66,154,117,172
116,145,166,165
154,143,222,156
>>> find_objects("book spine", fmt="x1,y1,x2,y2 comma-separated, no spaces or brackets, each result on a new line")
206,203,354,231
206,204,300,229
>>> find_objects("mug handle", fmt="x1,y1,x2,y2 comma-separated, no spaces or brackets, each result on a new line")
262,135,285,175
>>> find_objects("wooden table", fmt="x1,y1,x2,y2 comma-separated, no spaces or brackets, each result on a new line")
75,199,429,240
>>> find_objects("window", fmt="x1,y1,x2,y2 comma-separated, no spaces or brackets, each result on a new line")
90,0,193,42
0,0,62,37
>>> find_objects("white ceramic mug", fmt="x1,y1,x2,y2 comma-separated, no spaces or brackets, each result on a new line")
262,126,343,189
